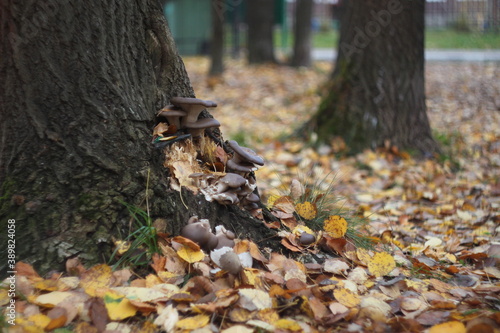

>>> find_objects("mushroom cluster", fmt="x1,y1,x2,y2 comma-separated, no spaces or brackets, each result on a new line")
226,140,264,175
190,172,261,211
156,97,219,141
180,216,235,251
156,97,265,211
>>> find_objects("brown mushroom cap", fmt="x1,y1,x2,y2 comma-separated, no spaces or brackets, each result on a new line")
157,106,187,130
212,192,239,205
299,232,316,246
215,226,236,249
228,140,264,166
244,193,260,203
170,97,217,127
216,173,247,193
227,160,257,173
181,222,212,248
184,118,221,137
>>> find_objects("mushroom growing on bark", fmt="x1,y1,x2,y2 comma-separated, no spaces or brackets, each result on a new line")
241,192,260,211
184,118,221,137
180,216,218,251
157,105,186,131
170,97,217,128
227,140,264,175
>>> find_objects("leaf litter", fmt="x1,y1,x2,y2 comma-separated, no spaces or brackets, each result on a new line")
1,58,499,332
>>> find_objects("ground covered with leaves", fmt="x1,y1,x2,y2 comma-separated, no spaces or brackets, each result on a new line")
1,59,499,332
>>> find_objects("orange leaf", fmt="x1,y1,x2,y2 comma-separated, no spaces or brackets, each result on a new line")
151,253,166,273
171,236,201,251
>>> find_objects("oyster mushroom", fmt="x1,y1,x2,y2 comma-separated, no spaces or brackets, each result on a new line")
157,105,186,130
212,192,239,205
170,97,217,128
228,140,264,166
180,216,218,251
215,226,236,249
227,140,264,174
184,118,220,137
216,173,247,193
241,192,260,211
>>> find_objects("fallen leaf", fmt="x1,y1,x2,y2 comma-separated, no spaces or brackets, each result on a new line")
429,321,466,333
368,252,396,277
103,290,137,320
324,215,347,238
295,201,317,220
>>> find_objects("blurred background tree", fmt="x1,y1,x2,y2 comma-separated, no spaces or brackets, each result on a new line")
303,0,440,155
291,0,314,67
247,0,277,63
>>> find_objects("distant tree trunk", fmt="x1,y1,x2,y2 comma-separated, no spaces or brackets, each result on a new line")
303,0,439,155
0,0,277,275
209,0,224,76
247,0,276,64
291,0,314,67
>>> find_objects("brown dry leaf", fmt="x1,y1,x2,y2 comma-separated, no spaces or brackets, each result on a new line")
45,307,67,331
15,261,41,280
171,235,202,251
153,122,171,137
151,253,166,273
88,297,109,332
273,195,296,214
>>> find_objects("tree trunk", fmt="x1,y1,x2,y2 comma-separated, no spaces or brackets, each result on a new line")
209,0,224,76
291,0,314,67
247,0,276,64
303,0,439,155
0,0,277,275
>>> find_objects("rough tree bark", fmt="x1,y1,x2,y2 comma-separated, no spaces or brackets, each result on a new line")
0,0,277,275
247,0,276,64
209,0,224,76
291,0,314,67
303,0,439,155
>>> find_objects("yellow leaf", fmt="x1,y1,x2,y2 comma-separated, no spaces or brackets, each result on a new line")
368,252,396,277
333,288,360,308
35,291,73,308
324,215,347,238
27,313,51,329
145,274,163,288
175,314,210,330
292,225,315,236
80,264,113,297
34,279,58,291
104,291,137,320
177,245,205,263
295,201,317,220
429,321,466,333
274,318,302,331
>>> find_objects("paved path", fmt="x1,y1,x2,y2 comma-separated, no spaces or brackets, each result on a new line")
312,49,500,62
